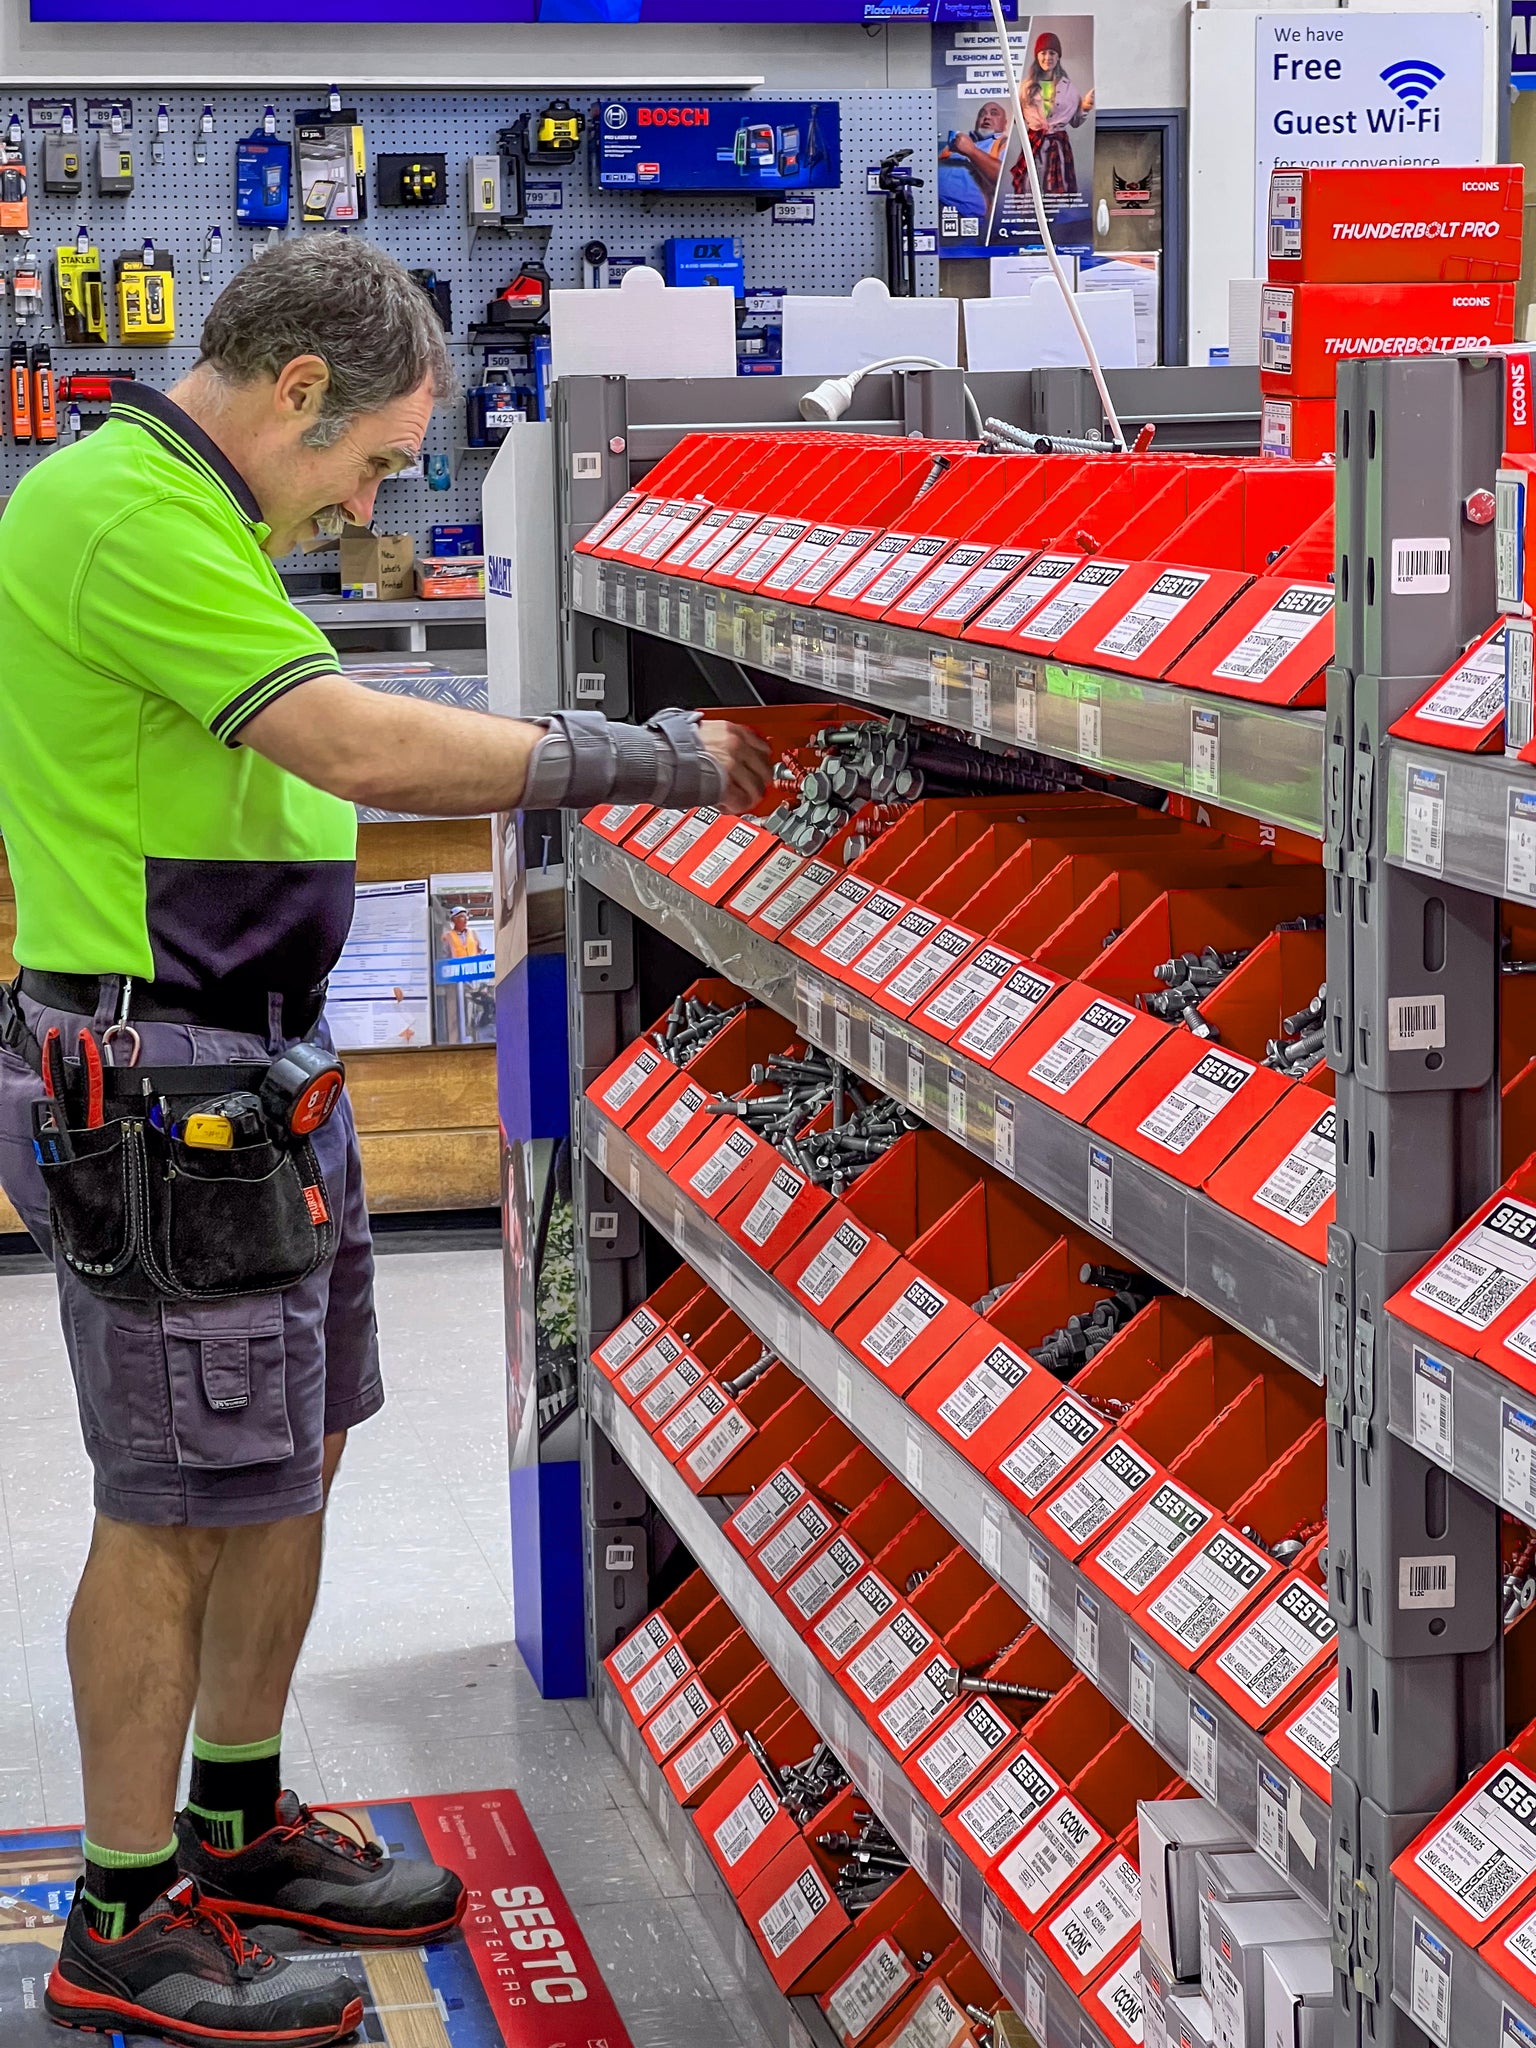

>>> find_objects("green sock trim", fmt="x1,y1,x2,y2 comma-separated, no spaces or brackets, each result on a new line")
190,1732,282,1765
81,1891,130,1941
82,1837,179,1871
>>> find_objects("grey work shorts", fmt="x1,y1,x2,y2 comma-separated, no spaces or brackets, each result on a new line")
0,999,384,1528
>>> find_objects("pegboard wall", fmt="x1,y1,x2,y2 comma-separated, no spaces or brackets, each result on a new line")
0,86,938,555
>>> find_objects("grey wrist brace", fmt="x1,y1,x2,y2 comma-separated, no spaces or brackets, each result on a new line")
521,708,727,809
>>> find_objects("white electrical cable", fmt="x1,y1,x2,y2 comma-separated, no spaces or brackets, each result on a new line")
799,354,986,439
987,0,1126,451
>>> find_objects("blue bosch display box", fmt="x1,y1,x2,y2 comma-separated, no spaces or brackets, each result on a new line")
595,99,841,193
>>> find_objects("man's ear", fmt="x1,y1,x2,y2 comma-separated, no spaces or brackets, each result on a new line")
271,354,331,427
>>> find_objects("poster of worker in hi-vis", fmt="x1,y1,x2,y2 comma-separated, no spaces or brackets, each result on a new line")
934,14,1096,257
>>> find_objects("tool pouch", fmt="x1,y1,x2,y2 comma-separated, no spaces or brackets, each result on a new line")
35,1119,147,1299
36,1109,334,1304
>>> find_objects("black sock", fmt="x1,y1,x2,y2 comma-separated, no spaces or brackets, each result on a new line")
81,1840,180,1941
185,1734,282,1852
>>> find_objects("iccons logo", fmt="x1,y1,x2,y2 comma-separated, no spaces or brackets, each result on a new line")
1512,355,1532,431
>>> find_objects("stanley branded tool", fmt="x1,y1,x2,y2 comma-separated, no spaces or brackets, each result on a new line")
54,243,107,343
8,339,32,442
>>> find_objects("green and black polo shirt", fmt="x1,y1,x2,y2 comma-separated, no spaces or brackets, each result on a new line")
0,383,356,1003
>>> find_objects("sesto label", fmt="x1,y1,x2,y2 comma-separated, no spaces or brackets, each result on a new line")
1412,1763,1536,1923
1145,1527,1271,1651
1094,1483,1211,1596
999,1398,1103,1501
1253,1107,1336,1225
793,1221,872,1306
1029,999,1133,1095
1410,1199,1536,1331
1211,585,1331,685
936,1343,1031,1439
858,1279,949,1369
1136,1050,1254,1154
815,1572,895,1662
1215,1578,1336,1709
954,1748,1059,1859
714,1777,779,1866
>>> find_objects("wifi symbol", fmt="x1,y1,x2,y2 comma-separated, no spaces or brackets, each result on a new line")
1380,59,1446,106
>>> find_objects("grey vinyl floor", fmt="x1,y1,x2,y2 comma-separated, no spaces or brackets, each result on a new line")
0,1245,774,2048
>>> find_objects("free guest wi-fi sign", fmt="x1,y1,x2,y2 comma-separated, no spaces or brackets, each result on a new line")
1252,10,1489,269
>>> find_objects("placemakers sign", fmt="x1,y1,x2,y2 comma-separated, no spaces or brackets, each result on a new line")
1252,11,1489,269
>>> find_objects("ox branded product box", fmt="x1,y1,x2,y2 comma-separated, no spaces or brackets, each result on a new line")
1258,281,1516,398
1267,165,1524,284
1138,1798,1248,1984
1205,1895,1331,2048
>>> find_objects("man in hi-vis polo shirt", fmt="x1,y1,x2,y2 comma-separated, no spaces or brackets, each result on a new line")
0,235,767,2048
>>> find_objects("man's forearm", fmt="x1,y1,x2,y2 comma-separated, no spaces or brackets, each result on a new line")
243,677,545,814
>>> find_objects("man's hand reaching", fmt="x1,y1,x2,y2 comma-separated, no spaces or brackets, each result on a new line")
702,720,773,814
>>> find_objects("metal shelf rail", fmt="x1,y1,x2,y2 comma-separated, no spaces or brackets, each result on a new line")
568,555,1325,840
557,361,1523,2048
577,827,1326,1382
585,1098,1333,1917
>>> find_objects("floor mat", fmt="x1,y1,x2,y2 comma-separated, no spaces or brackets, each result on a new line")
0,1790,634,2047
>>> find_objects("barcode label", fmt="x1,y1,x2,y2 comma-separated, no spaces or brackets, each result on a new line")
1400,1556,1455,1609
1393,537,1452,595
1388,995,1446,1051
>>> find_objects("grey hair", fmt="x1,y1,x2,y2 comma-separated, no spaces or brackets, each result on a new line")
197,233,453,446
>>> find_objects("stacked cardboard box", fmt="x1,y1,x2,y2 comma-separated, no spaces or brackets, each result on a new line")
1258,165,1523,461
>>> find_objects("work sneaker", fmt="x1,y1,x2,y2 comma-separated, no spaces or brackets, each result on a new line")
175,1792,467,1948
44,1876,364,2047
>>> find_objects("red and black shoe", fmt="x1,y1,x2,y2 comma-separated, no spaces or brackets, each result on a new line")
44,1875,365,2047
175,1793,467,1949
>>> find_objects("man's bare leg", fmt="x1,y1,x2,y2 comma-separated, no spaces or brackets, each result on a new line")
67,1517,225,1857
184,1433,348,1850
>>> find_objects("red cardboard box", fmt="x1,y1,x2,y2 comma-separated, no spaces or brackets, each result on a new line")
724,1427,862,1560
1134,1522,1280,1671
1200,1571,1338,1730
740,1842,854,1991
1260,396,1336,463
1389,621,1508,754
696,1751,802,1895
780,1530,870,1636
947,1740,1064,1875
988,1794,1115,1931
583,799,655,845
1204,1086,1336,1261
1259,280,1516,398
1030,1299,1228,1560
1169,578,1334,708
1385,1161,1536,1361
1264,1661,1338,1803
718,1154,831,1268
1089,1951,1149,2048
1392,1754,1536,1948
810,1563,906,1672
990,1390,1113,1517
1034,1848,1143,1999
777,1202,902,1329
909,1693,1030,1818
1054,563,1250,681
995,987,1152,1124
1266,165,1525,285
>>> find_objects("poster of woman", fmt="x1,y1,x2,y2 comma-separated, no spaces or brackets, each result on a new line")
934,14,1095,259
